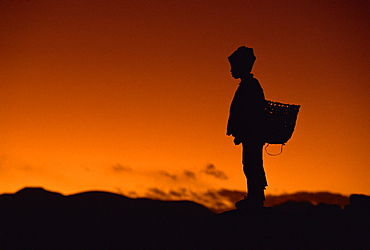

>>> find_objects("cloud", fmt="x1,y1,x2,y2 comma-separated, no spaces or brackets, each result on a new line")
159,170,198,182
142,187,239,212
112,164,132,172
202,164,228,180
169,189,185,198
148,188,167,197
183,170,196,180
159,171,177,181
109,163,227,188
115,187,138,197
217,189,246,202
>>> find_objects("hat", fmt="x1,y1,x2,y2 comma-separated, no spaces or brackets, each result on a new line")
228,46,256,70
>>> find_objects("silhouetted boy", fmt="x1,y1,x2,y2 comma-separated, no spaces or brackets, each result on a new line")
227,46,267,208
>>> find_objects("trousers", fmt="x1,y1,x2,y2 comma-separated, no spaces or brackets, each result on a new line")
242,141,268,200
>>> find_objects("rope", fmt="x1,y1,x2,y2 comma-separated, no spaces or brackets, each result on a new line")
265,143,284,156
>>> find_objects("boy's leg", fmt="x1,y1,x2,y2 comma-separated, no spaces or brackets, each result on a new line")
242,141,267,205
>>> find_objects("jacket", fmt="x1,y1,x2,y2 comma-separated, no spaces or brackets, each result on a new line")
227,75,266,144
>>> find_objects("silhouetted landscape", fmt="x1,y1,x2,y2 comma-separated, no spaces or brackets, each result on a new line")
0,187,369,249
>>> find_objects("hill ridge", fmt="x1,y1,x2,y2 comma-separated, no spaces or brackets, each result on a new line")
0,187,368,249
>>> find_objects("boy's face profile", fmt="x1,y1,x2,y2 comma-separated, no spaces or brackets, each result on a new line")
230,64,242,79
228,46,256,79
230,62,251,79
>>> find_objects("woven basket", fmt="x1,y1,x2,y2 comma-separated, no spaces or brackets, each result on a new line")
264,100,300,144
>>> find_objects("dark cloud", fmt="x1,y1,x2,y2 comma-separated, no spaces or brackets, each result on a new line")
112,164,132,172
144,187,234,212
159,170,198,181
159,171,177,181
147,188,167,198
128,190,138,195
169,190,182,198
217,189,246,202
203,164,228,180
183,170,196,180
190,190,208,203
115,188,138,197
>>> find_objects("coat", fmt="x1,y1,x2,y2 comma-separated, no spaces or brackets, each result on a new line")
227,75,266,145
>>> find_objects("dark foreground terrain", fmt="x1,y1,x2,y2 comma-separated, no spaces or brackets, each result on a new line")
0,188,369,249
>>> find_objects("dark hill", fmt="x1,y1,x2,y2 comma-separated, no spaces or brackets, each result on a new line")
0,188,369,249
0,187,213,249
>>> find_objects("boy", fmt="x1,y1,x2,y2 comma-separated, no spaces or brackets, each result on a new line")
227,46,267,208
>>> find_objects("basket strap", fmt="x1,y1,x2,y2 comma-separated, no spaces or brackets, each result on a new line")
265,143,284,156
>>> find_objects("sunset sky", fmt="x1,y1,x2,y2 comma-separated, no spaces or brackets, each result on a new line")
1,0,369,201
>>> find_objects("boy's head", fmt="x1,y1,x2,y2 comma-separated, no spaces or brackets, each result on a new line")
228,46,256,79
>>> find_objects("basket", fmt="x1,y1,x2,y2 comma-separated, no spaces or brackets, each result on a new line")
264,100,300,144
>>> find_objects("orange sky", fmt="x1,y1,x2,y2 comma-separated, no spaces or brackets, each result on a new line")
1,1,369,198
